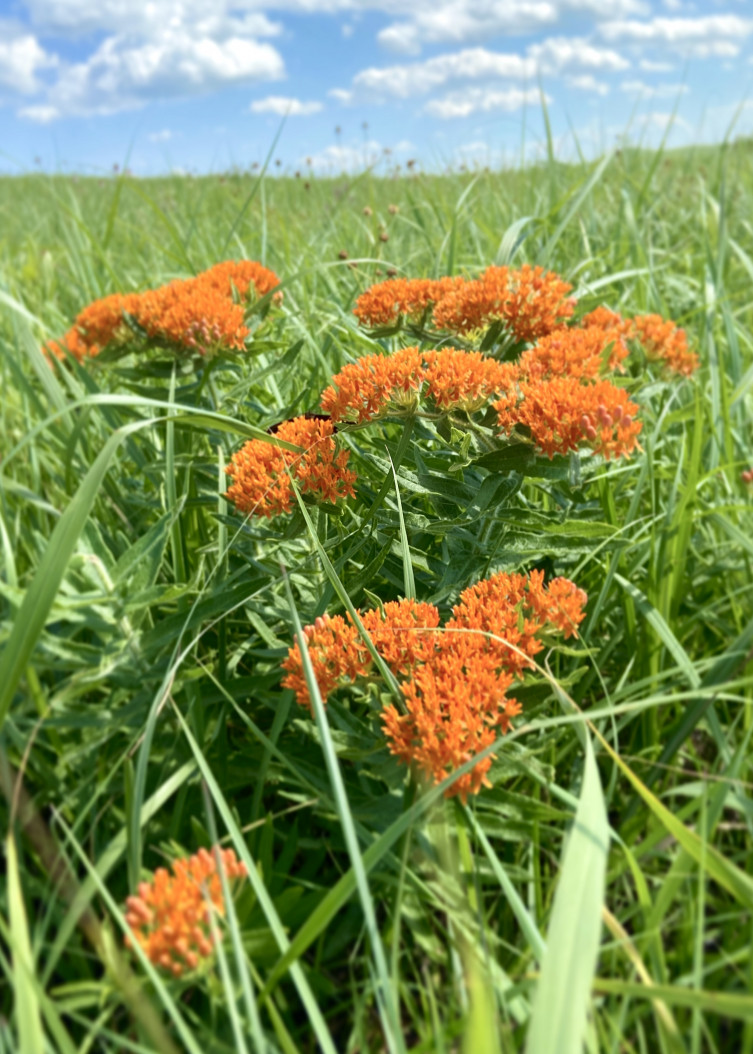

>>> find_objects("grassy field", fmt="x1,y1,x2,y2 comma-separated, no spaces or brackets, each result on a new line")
1,139,752,1053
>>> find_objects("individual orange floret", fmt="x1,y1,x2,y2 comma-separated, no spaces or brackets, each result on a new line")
353,276,465,327
446,569,587,676
519,324,629,382
124,847,246,977
381,651,522,802
742,468,753,485
225,416,356,519
422,348,518,411
432,265,574,343
320,346,425,423
632,314,699,376
282,599,441,709
494,375,642,460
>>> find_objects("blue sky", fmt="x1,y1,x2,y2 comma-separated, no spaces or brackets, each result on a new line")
0,0,752,175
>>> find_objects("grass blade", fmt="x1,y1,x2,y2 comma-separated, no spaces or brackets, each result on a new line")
526,734,609,1054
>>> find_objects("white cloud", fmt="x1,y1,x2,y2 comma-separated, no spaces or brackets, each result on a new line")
640,111,691,132
424,85,546,118
567,74,609,95
328,87,353,104
528,35,629,72
600,15,753,57
354,49,533,98
25,0,282,39
621,78,688,97
18,30,284,119
351,39,627,100
301,134,414,172
251,95,322,114
17,103,59,122
302,138,384,172
639,58,675,72
0,29,57,94
148,128,174,141
374,0,648,55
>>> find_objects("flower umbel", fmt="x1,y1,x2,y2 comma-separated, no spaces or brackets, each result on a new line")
432,265,574,342
45,259,281,363
382,652,521,802
282,599,441,709
353,276,465,327
632,314,698,376
519,322,629,382
225,416,356,519
320,347,425,423
494,374,642,459
124,847,247,977
283,572,586,798
422,348,518,411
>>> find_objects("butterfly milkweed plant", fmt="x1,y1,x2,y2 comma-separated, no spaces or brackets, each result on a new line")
0,153,752,1054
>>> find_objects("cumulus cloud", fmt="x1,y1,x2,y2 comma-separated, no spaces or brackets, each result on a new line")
328,87,353,104
0,27,57,94
374,0,648,56
251,95,322,114
18,29,284,119
24,0,282,39
354,49,533,98
351,39,628,100
10,0,286,120
302,138,384,172
621,78,688,98
301,134,415,172
639,58,675,72
600,15,753,57
425,85,546,118
567,74,609,95
17,103,59,122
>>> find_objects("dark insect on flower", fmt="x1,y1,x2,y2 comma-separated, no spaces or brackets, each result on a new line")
267,412,334,435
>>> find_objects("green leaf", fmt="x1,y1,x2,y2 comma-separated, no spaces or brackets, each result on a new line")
526,735,609,1054
7,834,45,1054
0,418,154,731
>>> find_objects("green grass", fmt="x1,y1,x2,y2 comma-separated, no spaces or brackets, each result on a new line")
0,137,752,1053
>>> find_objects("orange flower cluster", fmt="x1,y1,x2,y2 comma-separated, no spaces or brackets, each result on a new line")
45,292,142,361
446,569,587,674
422,349,517,411
225,416,356,519
494,374,642,459
320,346,516,423
281,598,440,708
520,319,629,381
383,654,521,799
283,571,587,800
381,571,586,797
632,313,699,376
46,260,281,362
321,347,424,423
742,467,753,485
125,847,246,977
353,277,465,327
431,265,575,341
355,266,574,342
